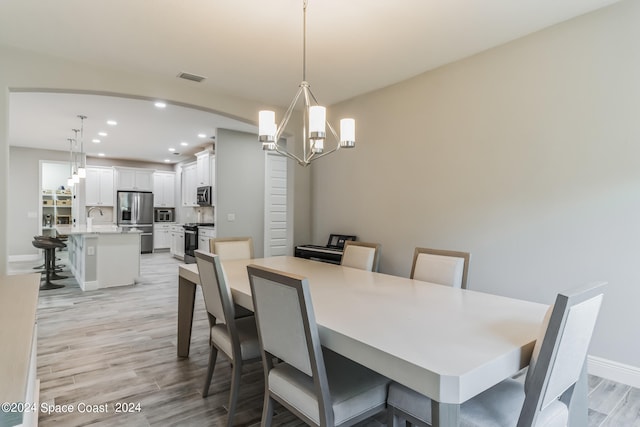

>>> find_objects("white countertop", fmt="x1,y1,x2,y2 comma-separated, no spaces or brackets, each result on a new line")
0,274,39,406
55,224,143,235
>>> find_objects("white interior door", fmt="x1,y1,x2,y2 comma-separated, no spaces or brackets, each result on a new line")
264,153,288,257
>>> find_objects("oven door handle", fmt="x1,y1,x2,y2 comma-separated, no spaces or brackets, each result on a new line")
184,230,196,235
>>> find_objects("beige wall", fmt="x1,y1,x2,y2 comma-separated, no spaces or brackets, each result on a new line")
313,0,640,369
216,129,266,256
8,147,69,256
0,43,311,274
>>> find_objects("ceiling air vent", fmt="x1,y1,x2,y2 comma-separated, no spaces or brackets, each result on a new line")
177,72,206,83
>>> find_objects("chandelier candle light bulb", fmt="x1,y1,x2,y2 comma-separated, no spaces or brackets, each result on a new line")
258,110,276,142
340,118,355,148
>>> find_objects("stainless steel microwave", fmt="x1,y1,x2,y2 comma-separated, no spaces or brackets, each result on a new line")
197,186,212,206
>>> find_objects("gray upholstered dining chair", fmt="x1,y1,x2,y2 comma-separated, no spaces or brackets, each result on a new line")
194,250,261,427
341,241,381,272
210,236,254,260
410,247,471,288
209,237,255,318
386,282,605,427
247,264,390,427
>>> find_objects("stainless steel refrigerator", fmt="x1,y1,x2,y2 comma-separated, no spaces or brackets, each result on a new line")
117,191,154,253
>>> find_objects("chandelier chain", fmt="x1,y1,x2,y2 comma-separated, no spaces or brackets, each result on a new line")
302,0,308,82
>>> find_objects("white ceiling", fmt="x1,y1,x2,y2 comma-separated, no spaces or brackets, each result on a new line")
9,92,256,164
0,0,621,163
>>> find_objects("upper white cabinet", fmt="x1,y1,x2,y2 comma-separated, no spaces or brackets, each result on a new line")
195,149,215,187
114,167,153,191
181,163,198,207
153,171,175,207
85,167,114,206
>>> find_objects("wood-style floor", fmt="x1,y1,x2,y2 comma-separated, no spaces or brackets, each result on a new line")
33,252,384,427
19,252,638,426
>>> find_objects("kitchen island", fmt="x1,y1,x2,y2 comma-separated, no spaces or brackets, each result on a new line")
56,225,142,291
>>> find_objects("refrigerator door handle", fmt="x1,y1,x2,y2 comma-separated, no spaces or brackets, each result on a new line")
133,193,139,223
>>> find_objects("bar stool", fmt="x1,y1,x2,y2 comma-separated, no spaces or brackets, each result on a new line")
34,236,67,279
32,238,65,290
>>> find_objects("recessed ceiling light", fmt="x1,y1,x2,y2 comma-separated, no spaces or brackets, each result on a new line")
164,159,171,163
168,148,176,152
180,142,189,146
98,132,108,137
154,101,167,108
98,153,105,157
197,133,206,138
92,139,101,144
107,120,117,126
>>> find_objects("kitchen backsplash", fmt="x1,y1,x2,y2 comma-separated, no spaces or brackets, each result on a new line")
180,206,214,224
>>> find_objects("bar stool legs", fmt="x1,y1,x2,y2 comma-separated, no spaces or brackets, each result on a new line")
32,238,66,290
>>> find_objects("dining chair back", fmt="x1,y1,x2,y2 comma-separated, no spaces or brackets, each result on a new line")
386,282,605,427
197,249,232,325
341,241,381,272
195,250,260,426
247,264,389,427
410,247,470,288
518,282,605,426
210,236,254,260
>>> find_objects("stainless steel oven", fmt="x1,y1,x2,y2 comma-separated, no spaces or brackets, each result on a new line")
154,208,174,222
183,222,216,264
183,224,198,264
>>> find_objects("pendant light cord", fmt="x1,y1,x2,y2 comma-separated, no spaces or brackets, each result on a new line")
302,0,308,82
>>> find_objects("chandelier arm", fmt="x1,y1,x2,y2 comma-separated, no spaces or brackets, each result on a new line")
326,120,340,145
306,146,340,162
274,85,305,143
274,145,307,166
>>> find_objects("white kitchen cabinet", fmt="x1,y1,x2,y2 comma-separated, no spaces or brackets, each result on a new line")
171,225,185,259
115,167,154,191
85,167,114,206
195,149,215,187
153,223,172,250
198,226,216,251
153,171,175,207
181,163,198,207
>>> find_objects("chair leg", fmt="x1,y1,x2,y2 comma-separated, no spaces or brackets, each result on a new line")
387,407,410,427
261,394,274,427
226,360,243,427
202,345,218,398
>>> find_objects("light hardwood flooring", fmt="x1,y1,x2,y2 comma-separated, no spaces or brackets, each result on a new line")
10,252,639,426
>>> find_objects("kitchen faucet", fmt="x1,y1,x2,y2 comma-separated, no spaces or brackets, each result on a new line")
87,206,104,218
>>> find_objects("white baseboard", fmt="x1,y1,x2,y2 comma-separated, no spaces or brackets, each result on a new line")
80,280,99,291
8,254,40,263
588,355,640,389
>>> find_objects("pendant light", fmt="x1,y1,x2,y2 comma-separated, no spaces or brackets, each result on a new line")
67,137,75,188
71,129,80,183
77,115,87,178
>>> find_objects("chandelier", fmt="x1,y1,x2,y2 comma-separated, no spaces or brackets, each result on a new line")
258,0,355,166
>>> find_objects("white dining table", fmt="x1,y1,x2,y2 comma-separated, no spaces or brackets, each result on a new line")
177,256,562,427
